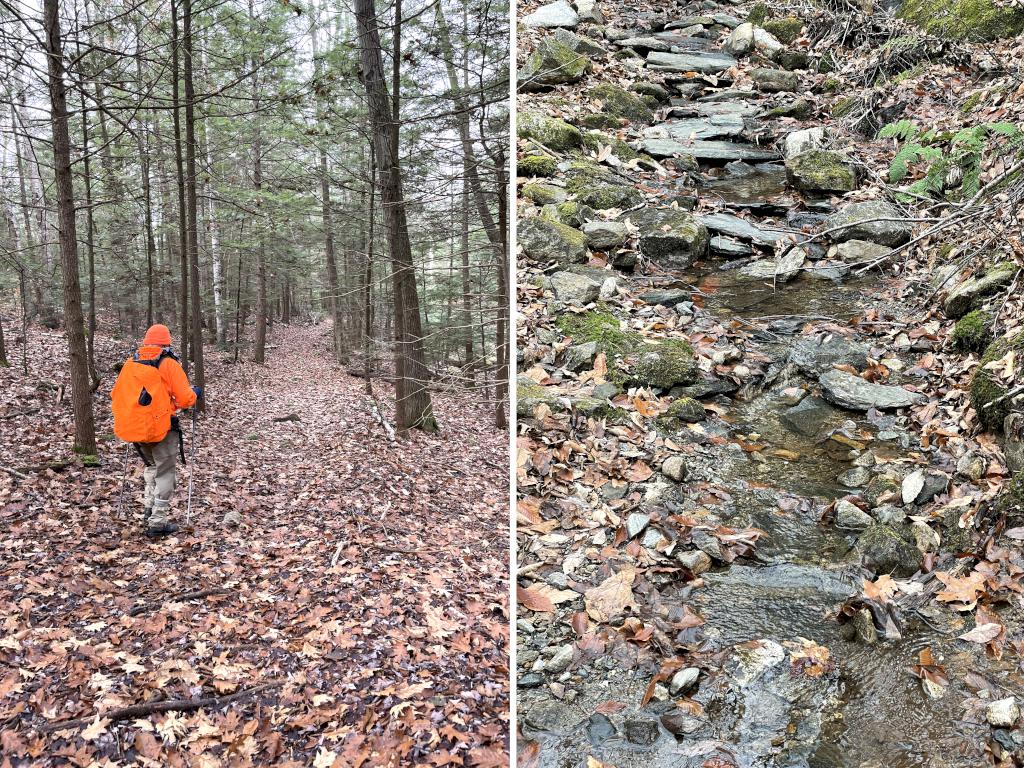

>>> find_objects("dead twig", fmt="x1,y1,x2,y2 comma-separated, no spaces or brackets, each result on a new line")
38,682,281,733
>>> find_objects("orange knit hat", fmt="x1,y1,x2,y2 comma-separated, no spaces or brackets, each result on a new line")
143,324,172,346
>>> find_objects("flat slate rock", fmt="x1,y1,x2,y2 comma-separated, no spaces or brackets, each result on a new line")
647,50,738,73
698,88,760,102
700,212,786,245
819,370,926,411
710,235,752,256
522,0,579,28
641,138,780,162
645,115,746,142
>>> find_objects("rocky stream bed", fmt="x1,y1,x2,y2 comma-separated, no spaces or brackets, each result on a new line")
515,1,1024,766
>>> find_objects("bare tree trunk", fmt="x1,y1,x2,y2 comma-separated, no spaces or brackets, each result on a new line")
494,142,509,429
44,0,96,454
354,0,437,433
251,0,268,364
171,0,189,365
363,145,375,391
79,96,99,390
135,21,157,327
183,0,205,404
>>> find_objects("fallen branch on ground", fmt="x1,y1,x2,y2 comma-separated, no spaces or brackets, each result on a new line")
39,682,281,733
1,465,30,480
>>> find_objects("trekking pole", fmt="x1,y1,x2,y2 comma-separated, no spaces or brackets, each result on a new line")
186,406,198,525
115,442,130,519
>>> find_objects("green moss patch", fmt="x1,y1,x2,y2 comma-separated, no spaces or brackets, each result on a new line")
971,330,1024,431
519,153,557,177
518,112,584,152
764,16,803,43
589,84,655,123
898,0,1024,40
951,310,992,353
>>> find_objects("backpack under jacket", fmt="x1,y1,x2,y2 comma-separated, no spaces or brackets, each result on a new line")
111,349,186,443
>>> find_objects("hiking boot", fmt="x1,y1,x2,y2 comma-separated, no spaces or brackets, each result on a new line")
145,521,179,538
142,507,152,524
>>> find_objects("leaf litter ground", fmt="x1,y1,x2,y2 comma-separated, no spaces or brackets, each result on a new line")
0,323,509,766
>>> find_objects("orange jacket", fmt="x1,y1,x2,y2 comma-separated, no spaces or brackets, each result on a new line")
135,345,197,412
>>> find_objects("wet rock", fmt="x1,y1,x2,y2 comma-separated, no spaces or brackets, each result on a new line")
789,334,869,375
518,111,583,152
520,218,588,265
564,341,598,371
525,699,577,731
631,208,710,268
786,149,858,192
768,98,814,118
582,220,627,251
546,644,575,672
519,672,544,688
829,239,890,263
677,549,712,574
855,523,920,576
836,499,873,529
662,455,689,482
647,50,738,73
750,67,799,93
724,22,754,54
641,137,781,162
701,212,785,246
522,0,579,29
587,713,616,746
692,528,725,560
826,200,913,246
739,247,806,282
783,126,827,159
520,37,592,89
864,474,901,507
839,466,872,488
848,607,878,644
627,512,651,538
672,377,738,399
669,667,700,694
624,719,661,746
661,708,703,735
639,288,690,306
819,370,925,411
943,262,1017,319
986,697,1020,728
780,396,833,436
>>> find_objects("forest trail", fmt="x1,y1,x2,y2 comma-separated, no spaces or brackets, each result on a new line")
516,0,1024,765
0,323,509,765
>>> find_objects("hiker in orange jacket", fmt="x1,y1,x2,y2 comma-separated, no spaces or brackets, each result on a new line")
111,324,200,537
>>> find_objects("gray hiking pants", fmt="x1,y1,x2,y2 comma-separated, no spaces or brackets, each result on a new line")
137,429,179,526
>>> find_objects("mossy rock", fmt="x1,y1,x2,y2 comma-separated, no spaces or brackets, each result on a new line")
863,474,900,507
519,153,558,177
522,182,566,206
519,37,593,89
580,113,623,130
822,77,841,92
831,96,862,118
519,217,588,265
971,331,1024,431
557,308,633,358
785,150,859,193
580,132,648,163
658,396,706,428
552,201,594,228
961,92,984,114
855,523,920,577
631,82,671,103
951,310,992,354
898,0,1024,40
565,161,644,210
747,1,770,24
518,112,584,152
769,98,813,119
517,381,563,418
943,262,1017,319
589,84,655,123
80,454,101,468
763,16,803,43
632,339,700,389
